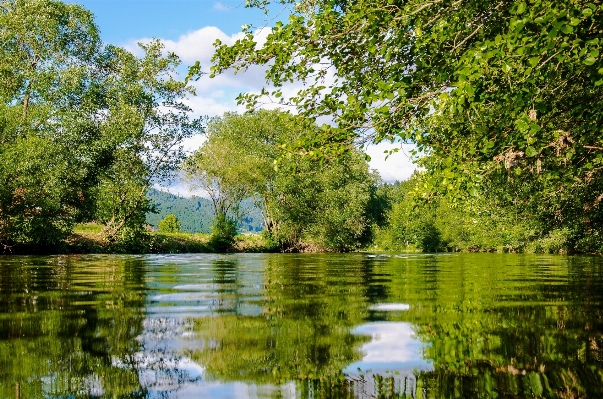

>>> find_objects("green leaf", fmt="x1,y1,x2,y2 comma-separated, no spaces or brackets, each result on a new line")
584,57,597,66
560,24,573,34
516,2,526,14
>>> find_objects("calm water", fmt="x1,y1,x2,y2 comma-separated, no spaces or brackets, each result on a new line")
0,253,602,398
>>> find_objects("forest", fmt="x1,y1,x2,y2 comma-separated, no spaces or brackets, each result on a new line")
1,0,602,254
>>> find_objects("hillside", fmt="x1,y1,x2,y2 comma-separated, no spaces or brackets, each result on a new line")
145,188,264,233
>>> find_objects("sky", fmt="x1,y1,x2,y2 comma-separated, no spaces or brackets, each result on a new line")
72,0,417,191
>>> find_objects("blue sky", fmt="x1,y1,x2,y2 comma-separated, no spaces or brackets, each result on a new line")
74,0,281,43
71,0,416,186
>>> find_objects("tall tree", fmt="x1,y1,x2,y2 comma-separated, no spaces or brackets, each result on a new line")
183,110,383,251
183,110,304,234
94,40,203,241
0,0,107,248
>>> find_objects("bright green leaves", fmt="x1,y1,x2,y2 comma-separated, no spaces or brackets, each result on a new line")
525,146,538,158
584,57,597,66
0,1,203,247
529,57,540,68
207,0,603,247
515,2,527,15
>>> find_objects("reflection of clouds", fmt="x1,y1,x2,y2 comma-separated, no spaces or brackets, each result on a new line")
347,322,432,371
112,353,205,390
160,380,297,399
345,322,432,399
112,350,297,399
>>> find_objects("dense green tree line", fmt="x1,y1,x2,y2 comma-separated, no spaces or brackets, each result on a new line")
374,174,567,253
0,0,201,252
0,0,389,254
207,0,603,253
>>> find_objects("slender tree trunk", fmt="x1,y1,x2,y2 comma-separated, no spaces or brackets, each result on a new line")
22,82,31,120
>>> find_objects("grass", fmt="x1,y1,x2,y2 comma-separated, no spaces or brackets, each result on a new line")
67,223,276,254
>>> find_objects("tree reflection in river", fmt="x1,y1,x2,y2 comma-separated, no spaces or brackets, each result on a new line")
189,255,371,384
0,253,602,398
360,254,603,398
0,255,147,398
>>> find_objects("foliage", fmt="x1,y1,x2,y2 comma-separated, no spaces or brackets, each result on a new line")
273,150,382,251
208,212,238,252
208,0,603,252
375,173,543,253
93,40,203,241
0,0,202,250
184,110,386,252
0,0,105,248
158,213,181,233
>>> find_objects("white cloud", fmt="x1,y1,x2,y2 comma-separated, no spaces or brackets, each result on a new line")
350,322,427,365
213,2,230,11
365,142,417,182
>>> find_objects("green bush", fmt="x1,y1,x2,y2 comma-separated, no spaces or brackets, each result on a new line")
209,213,238,252
158,214,181,233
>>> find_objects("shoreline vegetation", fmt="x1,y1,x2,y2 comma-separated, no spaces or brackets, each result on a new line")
2,1,602,257
3,222,597,256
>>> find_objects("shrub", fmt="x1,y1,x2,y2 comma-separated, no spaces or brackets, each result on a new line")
209,213,238,252
158,214,181,233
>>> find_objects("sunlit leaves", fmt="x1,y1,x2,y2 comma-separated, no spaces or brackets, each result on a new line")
207,0,603,246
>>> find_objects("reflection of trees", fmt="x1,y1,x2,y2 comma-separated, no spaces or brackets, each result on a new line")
378,255,603,398
2,253,601,398
191,255,372,386
0,256,147,398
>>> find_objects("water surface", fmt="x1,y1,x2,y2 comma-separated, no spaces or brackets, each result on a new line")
0,253,602,398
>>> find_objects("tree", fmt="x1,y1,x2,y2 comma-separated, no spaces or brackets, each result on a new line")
207,0,603,251
0,0,203,250
0,0,108,248
182,116,254,223
183,110,306,235
272,150,382,251
93,40,203,242
158,214,181,233
184,110,384,251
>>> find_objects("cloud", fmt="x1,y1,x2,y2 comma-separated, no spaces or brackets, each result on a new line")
213,2,230,11
351,322,425,364
365,142,417,182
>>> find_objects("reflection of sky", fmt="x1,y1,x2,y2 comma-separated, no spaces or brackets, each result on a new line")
346,322,432,374
156,381,298,399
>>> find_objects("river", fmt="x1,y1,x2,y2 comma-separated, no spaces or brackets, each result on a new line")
0,253,601,398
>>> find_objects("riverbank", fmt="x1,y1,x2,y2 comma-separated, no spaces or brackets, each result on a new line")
3,223,595,256
2,223,275,255
70,224,276,254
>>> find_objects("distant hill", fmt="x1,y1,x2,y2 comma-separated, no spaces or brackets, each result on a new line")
145,188,264,233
